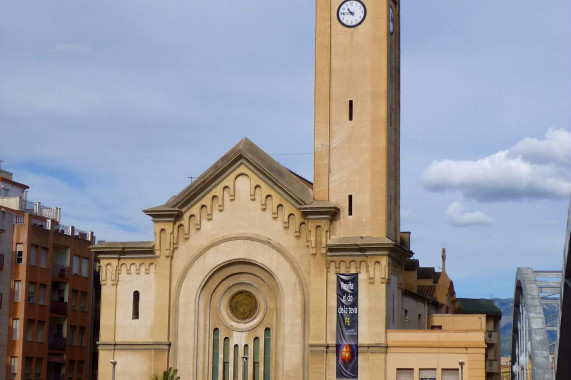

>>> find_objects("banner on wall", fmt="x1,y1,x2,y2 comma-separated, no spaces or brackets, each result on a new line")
336,273,358,379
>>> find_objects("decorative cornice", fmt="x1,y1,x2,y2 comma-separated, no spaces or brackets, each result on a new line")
299,201,339,220
327,236,410,257
142,205,182,222
98,341,171,350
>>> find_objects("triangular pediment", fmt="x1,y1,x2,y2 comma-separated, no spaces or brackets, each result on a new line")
143,138,313,219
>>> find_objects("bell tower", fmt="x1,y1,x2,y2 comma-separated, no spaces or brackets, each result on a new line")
314,0,400,241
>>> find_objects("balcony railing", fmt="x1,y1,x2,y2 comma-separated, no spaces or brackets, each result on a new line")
47,374,64,380
51,264,69,280
50,300,67,315
47,335,66,351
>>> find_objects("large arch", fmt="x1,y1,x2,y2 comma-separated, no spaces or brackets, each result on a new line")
172,234,309,379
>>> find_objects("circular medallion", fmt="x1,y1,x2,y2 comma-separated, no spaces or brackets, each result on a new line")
229,291,258,320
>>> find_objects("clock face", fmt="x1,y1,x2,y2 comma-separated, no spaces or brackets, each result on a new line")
337,0,366,28
389,6,394,35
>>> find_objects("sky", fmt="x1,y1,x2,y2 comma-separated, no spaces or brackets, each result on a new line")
0,1,569,298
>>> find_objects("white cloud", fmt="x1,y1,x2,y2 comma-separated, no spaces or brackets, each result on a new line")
445,201,495,227
422,128,571,201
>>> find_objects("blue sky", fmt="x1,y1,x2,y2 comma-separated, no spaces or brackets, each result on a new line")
1,1,569,298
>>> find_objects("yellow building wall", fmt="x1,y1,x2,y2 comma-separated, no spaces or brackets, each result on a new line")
387,315,488,380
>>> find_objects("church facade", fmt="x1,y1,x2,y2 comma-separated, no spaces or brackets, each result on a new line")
94,1,498,379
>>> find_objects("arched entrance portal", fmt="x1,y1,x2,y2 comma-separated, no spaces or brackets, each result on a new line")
173,236,307,379
199,263,281,379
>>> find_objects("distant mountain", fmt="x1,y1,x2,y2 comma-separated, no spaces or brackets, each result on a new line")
492,298,559,357
493,298,514,357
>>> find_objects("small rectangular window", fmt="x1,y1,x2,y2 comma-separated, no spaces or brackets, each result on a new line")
10,356,17,379
78,327,85,347
12,318,19,340
81,257,88,277
38,284,46,305
70,290,78,310
72,256,79,275
30,245,37,266
28,282,36,303
37,321,45,342
76,361,84,380
26,319,34,341
396,369,414,380
39,248,47,268
14,280,21,302
35,358,43,379
69,326,76,346
16,243,23,264
67,360,75,380
441,369,459,380
419,369,437,380
80,292,87,312
25,357,33,380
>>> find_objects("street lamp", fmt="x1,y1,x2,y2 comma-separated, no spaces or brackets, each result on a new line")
110,359,117,380
458,360,465,380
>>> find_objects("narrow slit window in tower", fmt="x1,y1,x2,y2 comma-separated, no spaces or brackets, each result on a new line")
212,329,220,380
223,337,230,380
349,100,354,121
132,291,140,320
348,195,353,216
264,328,271,380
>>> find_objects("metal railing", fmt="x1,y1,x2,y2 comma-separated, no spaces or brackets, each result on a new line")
51,264,69,280
49,300,67,315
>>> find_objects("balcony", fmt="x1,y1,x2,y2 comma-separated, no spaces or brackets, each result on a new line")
485,331,498,344
47,335,66,351
47,374,64,380
51,264,69,280
50,300,67,315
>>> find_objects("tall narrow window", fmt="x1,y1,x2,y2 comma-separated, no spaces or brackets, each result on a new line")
212,329,220,380
40,248,47,268
253,338,260,380
80,292,87,312
243,345,249,380
264,328,271,380
30,245,37,266
233,345,239,380
223,338,230,380
12,318,19,340
13,280,21,302
81,257,88,277
28,282,36,303
10,356,17,379
72,256,79,275
26,319,34,341
25,357,33,379
37,321,45,342
132,291,140,319
348,100,354,121
348,195,353,216
35,358,43,379
16,243,23,264
38,284,46,305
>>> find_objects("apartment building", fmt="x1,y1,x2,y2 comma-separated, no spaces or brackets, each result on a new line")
0,165,96,380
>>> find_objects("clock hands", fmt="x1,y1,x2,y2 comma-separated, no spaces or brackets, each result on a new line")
340,8,355,16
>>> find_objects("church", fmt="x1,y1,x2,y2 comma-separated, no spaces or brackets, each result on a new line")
93,1,500,379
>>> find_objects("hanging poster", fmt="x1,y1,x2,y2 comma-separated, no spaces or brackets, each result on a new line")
336,273,358,379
